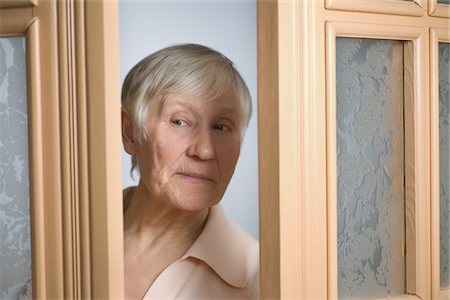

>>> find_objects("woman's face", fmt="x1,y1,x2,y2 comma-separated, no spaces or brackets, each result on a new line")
134,92,242,211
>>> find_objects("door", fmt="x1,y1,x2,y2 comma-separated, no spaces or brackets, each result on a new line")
258,0,449,299
0,1,123,298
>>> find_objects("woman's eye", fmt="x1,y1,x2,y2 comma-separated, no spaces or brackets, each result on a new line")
213,124,230,132
172,119,187,127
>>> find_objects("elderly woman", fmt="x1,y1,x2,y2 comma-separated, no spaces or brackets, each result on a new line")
121,44,259,299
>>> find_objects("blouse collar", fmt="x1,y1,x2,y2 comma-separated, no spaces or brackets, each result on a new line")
182,204,249,288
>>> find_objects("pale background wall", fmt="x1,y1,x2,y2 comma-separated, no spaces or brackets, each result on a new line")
119,0,259,239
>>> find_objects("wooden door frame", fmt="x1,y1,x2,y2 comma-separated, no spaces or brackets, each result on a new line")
0,0,123,298
258,1,327,298
2,0,448,298
258,0,449,299
431,27,450,300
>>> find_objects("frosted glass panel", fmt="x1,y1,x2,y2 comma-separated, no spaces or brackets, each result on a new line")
0,37,32,299
440,42,450,288
336,38,405,299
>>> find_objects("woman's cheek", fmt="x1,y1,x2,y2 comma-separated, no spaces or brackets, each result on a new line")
221,141,240,164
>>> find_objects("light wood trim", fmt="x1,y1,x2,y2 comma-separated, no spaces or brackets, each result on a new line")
405,41,417,295
378,295,423,300
431,28,450,43
430,29,440,299
431,27,440,300
85,1,124,298
299,1,329,297
0,10,45,299
326,21,430,299
430,27,450,300
58,0,76,297
257,0,445,298
325,0,424,17
407,26,430,300
441,287,450,300
257,1,280,298
0,7,33,35
259,0,329,298
429,0,450,18
2,1,123,298
320,9,449,30
1,13,51,298
74,0,91,298
33,0,122,297
0,0,37,9
326,20,425,40
278,0,304,297
325,22,338,300
31,0,65,298
258,1,327,299
27,18,46,299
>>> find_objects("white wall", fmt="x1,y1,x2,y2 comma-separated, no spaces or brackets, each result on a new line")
119,0,259,239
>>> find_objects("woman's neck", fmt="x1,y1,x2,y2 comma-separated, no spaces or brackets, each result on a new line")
123,182,209,258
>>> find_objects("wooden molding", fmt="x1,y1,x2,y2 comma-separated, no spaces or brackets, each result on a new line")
430,28,450,300
430,27,440,300
0,7,34,35
51,0,123,298
74,0,92,297
0,0,69,298
325,21,430,299
27,18,47,299
325,20,425,40
0,11,53,298
404,40,417,295
1,0,122,298
441,288,450,300
325,0,423,17
258,0,328,298
85,1,124,298
58,1,78,297
429,0,450,18
278,0,304,297
0,0,37,9
257,1,281,299
292,1,329,297
325,22,337,299
31,0,64,298
258,0,445,298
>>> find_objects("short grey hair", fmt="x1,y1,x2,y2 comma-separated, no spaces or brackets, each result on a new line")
121,43,252,175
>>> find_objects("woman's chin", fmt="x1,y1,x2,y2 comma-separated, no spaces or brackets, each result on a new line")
169,194,221,212
164,180,223,212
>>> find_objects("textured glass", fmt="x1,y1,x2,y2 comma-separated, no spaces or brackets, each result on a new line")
0,37,32,299
440,42,450,287
336,38,405,299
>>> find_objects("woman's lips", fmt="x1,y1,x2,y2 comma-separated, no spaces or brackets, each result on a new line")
177,172,214,182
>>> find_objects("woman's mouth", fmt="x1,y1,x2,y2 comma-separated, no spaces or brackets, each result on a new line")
177,172,214,182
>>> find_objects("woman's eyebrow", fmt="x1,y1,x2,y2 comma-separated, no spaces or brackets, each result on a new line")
218,108,239,116
169,99,237,110
162,99,195,112
162,97,240,118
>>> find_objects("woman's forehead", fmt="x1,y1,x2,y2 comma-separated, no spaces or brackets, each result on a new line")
163,92,241,111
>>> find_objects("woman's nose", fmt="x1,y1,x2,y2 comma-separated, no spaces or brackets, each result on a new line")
186,128,215,160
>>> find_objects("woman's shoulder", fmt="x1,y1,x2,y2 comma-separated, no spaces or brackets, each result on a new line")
216,211,259,297
230,222,259,296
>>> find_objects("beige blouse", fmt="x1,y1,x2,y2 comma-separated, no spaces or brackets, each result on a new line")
140,204,259,299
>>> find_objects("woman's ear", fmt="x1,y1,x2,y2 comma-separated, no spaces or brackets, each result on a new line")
122,108,137,155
